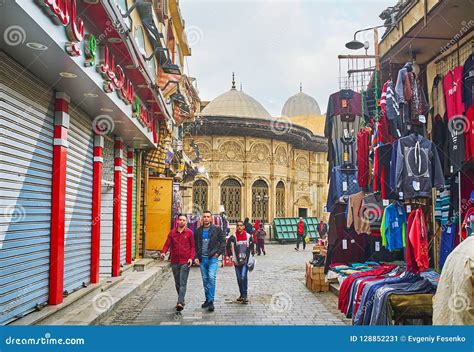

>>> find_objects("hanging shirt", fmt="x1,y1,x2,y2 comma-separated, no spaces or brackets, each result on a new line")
406,208,429,274
380,203,407,251
326,166,360,213
443,66,465,119
435,180,451,225
347,192,370,235
439,223,457,270
357,128,371,188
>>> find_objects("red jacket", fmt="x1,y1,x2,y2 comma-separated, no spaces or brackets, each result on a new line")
162,227,195,265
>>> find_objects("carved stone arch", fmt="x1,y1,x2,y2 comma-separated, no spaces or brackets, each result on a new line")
218,140,244,161
295,155,309,171
296,195,312,207
249,142,271,162
275,145,288,166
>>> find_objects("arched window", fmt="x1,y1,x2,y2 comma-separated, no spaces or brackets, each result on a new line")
276,181,285,218
252,180,269,223
192,179,208,214
221,178,241,223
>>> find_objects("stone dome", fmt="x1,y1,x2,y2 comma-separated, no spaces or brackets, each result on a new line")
281,91,321,117
201,87,271,119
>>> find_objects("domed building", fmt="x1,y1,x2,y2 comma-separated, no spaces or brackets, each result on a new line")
281,85,326,136
183,77,328,224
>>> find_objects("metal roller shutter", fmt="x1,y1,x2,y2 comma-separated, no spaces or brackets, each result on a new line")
0,52,54,324
132,154,137,260
120,151,127,265
100,137,115,277
63,106,93,293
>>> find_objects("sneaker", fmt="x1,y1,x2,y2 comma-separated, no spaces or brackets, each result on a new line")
294,248,299,251
176,303,184,311
263,251,266,255
236,296,243,302
201,301,210,308
242,297,249,304
208,302,215,312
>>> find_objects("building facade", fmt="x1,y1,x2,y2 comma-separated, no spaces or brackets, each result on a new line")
0,0,197,325
183,80,329,224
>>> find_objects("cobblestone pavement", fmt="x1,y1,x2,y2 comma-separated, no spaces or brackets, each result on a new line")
102,244,350,325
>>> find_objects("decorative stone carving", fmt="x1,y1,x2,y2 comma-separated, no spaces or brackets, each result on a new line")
297,182,309,192
275,146,288,165
218,140,244,161
250,143,271,162
295,156,309,171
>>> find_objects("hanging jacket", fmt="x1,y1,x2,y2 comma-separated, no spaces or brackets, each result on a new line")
326,166,360,213
395,134,445,199
380,203,407,251
406,208,429,273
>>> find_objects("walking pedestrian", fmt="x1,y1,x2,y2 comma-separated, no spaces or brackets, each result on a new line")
243,217,254,236
295,217,307,251
226,220,255,304
253,219,261,249
255,225,267,255
194,210,226,312
160,214,195,312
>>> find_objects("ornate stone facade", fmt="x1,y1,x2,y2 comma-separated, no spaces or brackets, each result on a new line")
183,135,329,223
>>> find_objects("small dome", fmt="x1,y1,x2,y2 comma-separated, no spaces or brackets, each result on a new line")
282,91,321,117
201,88,271,119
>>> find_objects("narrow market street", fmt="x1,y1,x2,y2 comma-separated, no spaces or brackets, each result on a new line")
102,244,348,325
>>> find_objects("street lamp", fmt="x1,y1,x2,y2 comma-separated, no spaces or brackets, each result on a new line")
345,24,396,51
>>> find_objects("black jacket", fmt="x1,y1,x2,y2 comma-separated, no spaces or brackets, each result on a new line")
194,224,226,260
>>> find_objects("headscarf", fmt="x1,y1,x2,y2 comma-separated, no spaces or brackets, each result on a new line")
254,219,261,232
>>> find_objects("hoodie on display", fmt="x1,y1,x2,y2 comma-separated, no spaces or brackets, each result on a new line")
395,134,445,199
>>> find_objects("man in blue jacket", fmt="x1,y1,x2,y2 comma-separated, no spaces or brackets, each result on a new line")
194,210,226,312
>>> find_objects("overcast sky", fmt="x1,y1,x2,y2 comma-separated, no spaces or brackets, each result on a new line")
180,0,393,116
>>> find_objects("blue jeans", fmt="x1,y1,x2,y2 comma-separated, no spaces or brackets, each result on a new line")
200,256,218,303
234,264,248,298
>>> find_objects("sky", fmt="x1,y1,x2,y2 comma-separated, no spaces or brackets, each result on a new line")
179,0,394,116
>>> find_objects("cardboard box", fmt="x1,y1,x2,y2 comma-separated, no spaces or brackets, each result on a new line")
311,281,321,292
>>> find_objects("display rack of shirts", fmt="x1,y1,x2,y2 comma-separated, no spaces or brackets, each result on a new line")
380,202,407,252
394,133,445,199
326,165,360,213
325,89,366,175
406,207,429,274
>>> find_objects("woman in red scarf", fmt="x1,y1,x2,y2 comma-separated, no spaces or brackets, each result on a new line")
226,220,255,304
253,219,261,251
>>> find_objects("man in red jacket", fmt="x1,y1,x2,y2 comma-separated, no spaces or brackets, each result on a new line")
161,214,195,311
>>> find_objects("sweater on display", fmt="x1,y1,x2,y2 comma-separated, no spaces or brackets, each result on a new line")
380,203,407,251
395,134,445,199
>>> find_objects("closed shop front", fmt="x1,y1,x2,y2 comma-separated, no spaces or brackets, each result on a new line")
63,106,94,293
100,137,115,277
0,53,54,324
120,151,128,265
